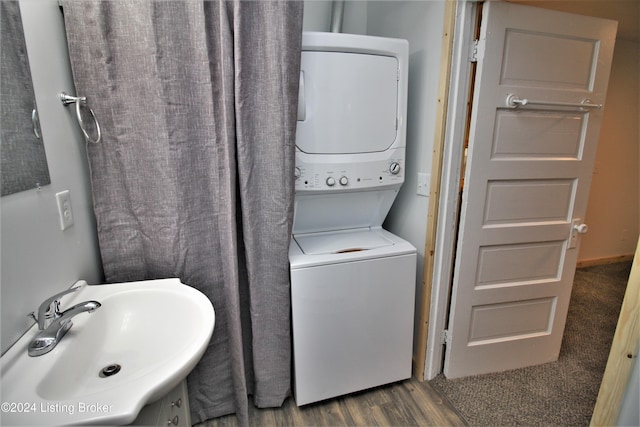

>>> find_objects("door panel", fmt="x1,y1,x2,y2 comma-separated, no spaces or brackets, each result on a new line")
484,179,575,225
444,2,616,378
500,29,599,90
492,111,586,159
468,297,556,344
476,241,564,288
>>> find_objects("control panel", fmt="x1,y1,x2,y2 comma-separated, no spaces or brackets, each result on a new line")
294,155,405,192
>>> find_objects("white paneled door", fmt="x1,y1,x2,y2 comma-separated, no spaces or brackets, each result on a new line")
444,2,617,378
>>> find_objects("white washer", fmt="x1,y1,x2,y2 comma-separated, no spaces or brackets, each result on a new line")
290,227,416,406
290,32,416,406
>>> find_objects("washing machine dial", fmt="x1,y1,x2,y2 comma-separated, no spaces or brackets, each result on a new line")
339,176,348,186
294,167,301,180
326,177,336,187
389,162,401,175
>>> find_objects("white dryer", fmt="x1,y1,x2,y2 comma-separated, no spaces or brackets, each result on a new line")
290,32,416,406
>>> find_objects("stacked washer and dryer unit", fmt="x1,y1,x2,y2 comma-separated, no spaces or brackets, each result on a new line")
290,32,417,406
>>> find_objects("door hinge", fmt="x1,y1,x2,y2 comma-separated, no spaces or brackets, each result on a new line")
470,39,484,63
441,329,451,345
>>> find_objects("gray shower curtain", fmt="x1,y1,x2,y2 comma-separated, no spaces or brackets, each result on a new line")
62,1,302,424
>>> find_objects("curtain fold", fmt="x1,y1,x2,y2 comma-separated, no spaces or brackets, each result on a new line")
62,1,302,424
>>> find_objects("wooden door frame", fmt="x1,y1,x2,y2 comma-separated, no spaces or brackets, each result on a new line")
416,0,479,381
591,239,639,425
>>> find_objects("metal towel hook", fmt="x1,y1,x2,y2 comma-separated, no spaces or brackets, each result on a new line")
60,92,102,144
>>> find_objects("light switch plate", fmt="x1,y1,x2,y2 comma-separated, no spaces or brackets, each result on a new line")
55,190,74,231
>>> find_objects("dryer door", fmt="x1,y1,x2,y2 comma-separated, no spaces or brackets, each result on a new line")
296,51,399,154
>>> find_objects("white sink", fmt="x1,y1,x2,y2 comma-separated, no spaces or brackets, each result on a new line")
0,278,215,426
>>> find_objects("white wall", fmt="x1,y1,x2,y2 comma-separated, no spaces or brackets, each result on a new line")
366,1,446,355
303,0,367,34
1,0,103,354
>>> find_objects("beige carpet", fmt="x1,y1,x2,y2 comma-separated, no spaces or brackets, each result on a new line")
430,261,631,427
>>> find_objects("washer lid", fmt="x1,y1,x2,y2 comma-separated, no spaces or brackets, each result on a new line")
293,228,394,255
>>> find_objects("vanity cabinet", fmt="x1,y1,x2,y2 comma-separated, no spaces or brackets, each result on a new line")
129,380,191,426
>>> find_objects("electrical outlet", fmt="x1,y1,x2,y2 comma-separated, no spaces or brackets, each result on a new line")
417,172,430,197
55,190,74,231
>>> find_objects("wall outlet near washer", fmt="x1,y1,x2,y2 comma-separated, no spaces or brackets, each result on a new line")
417,173,430,197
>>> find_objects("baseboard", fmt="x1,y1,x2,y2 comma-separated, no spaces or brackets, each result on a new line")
576,254,635,268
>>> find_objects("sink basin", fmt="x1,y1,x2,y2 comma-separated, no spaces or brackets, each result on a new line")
1,278,215,426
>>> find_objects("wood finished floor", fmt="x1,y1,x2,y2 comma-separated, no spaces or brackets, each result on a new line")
198,377,468,426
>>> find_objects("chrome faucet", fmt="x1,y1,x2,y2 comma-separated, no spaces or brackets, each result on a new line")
28,287,101,357
30,286,80,331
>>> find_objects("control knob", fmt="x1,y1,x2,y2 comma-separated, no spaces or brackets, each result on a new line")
389,162,401,175
326,177,336,187
294,167,301,180
339,176,348,186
